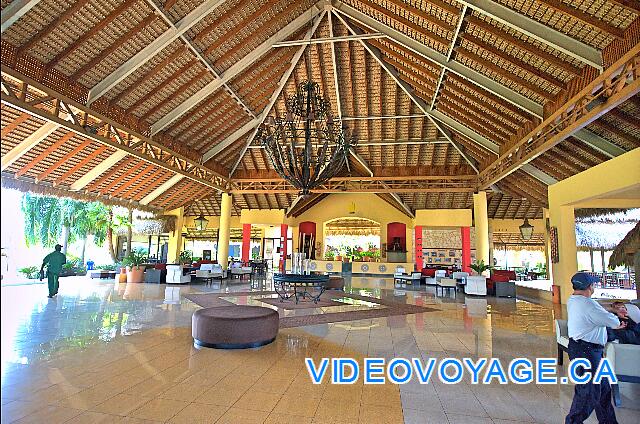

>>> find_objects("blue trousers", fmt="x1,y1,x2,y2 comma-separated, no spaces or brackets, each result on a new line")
565,339,617,424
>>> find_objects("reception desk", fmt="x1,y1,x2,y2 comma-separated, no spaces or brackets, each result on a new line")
285,260,343,273
352,261,414,275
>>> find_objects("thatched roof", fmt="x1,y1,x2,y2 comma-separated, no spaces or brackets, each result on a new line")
609,222,640,268
575,208,640,223
115,215,177,236
1,0,639,218
575,221,637,250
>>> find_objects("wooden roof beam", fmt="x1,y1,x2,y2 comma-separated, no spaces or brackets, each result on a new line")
144,0,256,119
1,112,30,138
36,139,93,183
139,175,184,205
1,0,40,33
72,14,158,80
87,0,230,105
223,10,328,173
479,46,640,188
464,16,581,76
456,0,603,70
15,131,75,177
333,0,544,118
571,129,626,159
81,154,132,191
1,122,59,171
54,145,109,185
151,3,324,136
536,0,625,39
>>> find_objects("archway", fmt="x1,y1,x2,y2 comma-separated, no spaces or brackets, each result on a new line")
323,217,381,262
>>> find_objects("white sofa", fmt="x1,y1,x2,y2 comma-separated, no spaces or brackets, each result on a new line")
465,275,487,296
231,265,252,279
196,263,226,283
436,278,458,296
166,265,191,284
424,270,446,285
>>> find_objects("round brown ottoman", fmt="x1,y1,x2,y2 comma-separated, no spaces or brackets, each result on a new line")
325,276,345,290
192,306,279,349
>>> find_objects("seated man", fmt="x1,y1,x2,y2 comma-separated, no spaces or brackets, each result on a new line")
607,301,640,345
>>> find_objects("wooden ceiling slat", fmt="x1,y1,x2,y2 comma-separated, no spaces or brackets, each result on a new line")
465,15,582,76
1,113,31,138
15,132,75,177
49,1,140,65
18,0,92,55
111,47,188,105
88,157,136,191
131,169,170,201
71,14,159,80
459,33,567,89
111,163,155,197
36,139,93,182
537,0,625,39
55,145,109,185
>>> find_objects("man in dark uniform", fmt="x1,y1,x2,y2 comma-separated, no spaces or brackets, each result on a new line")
40,244,66,298
566,272,624,424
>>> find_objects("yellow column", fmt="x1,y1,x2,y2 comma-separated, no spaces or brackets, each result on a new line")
292,226,300,253
166,207,184,263
217,193,232,270
473,192,489,266
549,205,578,302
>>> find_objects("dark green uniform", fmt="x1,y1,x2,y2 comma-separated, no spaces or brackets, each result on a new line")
42,251,66,297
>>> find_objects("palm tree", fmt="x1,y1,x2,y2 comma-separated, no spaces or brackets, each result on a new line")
21,194,127,263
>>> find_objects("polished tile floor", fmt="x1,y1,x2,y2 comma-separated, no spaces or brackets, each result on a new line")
1,275,638,423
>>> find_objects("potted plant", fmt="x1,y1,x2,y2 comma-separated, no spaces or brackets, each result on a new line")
325,250,335,261
122,248,147,283
179,250,193,265
470,260,493,276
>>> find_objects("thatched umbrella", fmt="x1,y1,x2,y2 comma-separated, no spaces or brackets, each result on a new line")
607,222,639,299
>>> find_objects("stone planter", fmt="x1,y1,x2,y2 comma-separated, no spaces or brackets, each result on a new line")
126,266,145,283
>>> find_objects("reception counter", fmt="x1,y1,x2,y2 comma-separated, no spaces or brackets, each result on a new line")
352,261,414,275
284,260,414,275
285,260,343,273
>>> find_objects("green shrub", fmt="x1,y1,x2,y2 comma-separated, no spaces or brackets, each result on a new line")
122,248,147,267
19,266,39,279
97,264,117,271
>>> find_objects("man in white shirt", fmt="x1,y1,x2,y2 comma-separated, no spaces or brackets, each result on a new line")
565,272,624,424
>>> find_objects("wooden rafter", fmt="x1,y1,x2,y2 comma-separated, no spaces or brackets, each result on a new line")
111,163,156,197
479,46,640,188
55,145,109,185
35,139,93,182
88,157,136,191
1,112,30,138
465,15,582,76
131,169,170,200
18,0,91,55
537,0,625,39
139,68,209,121
111,47,188,106
15,131,75,177
71,14,158,80
1,67,230,190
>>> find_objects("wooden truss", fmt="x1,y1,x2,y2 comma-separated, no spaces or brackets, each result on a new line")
0,66,230,192
479,45,640,189
231,175,477,194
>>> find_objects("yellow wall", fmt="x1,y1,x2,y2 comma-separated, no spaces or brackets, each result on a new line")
240,209,286,225
290,193,414,258
548,149,640,302
414,209,472,227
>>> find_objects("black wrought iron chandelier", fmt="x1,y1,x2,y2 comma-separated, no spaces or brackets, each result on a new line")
257,79,355,195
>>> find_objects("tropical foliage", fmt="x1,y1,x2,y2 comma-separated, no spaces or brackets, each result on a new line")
18,266,39,279
21,193,131,263
470,260,493,275
121,248,147,268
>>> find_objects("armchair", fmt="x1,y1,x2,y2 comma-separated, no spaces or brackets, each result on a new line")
436,278,458,296
488,270,517,297
196,263,226,284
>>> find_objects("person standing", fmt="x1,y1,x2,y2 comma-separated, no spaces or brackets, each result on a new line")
565,272,624,424
40,244,66,298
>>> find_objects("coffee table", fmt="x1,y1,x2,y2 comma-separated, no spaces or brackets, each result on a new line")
272,273,330,304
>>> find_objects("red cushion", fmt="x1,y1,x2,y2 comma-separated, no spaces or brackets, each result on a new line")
421,268,436,277
491,270,516,282
154,264,166,270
